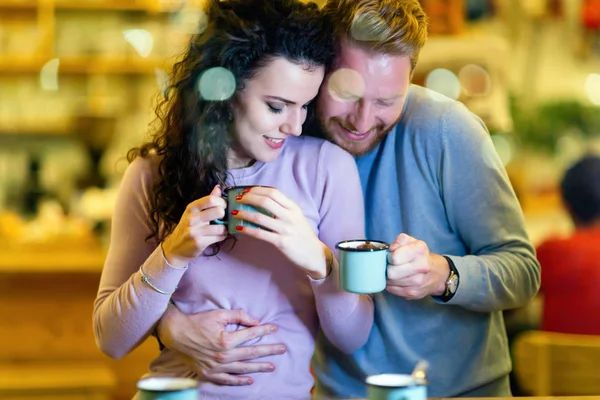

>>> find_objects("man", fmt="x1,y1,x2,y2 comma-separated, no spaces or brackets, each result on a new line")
155,0,541,397
536,155,600,335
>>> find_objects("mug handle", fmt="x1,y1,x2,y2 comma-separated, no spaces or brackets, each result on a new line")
212,186,230,225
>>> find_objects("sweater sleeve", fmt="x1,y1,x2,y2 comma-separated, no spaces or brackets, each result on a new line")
92,157,188,359
309,142,374,354
437,103,541,312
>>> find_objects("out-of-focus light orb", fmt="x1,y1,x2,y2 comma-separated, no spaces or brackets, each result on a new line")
556,132,585,163
40,58,60,91
350,12,390,42
327,68,365,102
458,64,491,97
425,68,461,100
155,68,169,96
481,136,505,170
171,7,209,35
490,133,513,166
123,29,154,58
585,73,600,105
198,67,236,101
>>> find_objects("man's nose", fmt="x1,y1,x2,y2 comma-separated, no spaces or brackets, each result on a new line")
348,101,374,134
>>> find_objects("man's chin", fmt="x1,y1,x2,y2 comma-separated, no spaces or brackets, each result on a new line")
332,135,380,157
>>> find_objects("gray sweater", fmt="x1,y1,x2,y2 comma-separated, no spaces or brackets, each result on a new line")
312,85,541,398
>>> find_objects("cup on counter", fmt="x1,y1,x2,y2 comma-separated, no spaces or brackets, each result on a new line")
136,377,198,400
366,374,427,400
213,185,274,234
336,239,389,294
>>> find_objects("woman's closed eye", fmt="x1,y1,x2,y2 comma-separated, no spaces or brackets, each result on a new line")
267,103,284,114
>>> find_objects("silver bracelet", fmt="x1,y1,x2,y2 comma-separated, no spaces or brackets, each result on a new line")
139,265,177,295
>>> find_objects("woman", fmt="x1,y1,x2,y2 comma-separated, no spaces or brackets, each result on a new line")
92,0,373,398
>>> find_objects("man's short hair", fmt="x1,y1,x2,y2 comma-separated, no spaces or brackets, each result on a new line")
561,154,600,225
322,0,429,70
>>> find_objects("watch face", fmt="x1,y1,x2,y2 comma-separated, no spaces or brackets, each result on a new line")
448,274,458,294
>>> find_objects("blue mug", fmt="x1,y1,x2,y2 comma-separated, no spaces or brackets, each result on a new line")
136,377,198,400
213,185,274,235
366,374,427,400
336,239,389,294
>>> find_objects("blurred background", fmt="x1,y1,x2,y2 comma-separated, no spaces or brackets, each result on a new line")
0,0,599,398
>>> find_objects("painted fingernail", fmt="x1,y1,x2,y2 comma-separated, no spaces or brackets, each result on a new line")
242,188,251,194
231,210,239,216
246,378,253,385
236,225,244,231
235,195,243,201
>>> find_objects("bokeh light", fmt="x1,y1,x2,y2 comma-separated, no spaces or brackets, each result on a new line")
40,59,60,91
198,67,236,101
155,68,169,97
481,136,505,170
170,7,209,35
458,64,491,97
585,73,600,105
327,68,366,102
425,68,461,100
490,133,514,166
122,29,154,58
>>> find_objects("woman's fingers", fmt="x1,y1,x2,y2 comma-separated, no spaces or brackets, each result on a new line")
190,205,226,225
236,193,287,220
242,187,295,209
233,209,282,233
191,223,227,237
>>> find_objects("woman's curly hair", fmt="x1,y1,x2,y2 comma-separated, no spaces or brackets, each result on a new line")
128,0,334,242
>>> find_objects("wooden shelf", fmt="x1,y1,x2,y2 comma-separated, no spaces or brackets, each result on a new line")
0,56,167,74
0,1,37,9
54,1,148,11
0,248,106,273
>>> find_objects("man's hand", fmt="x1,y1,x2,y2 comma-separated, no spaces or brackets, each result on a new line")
156,304,287,385
386,233,450,300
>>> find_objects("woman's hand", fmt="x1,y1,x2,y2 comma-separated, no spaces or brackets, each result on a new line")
232,186,331,279
161,185,228,267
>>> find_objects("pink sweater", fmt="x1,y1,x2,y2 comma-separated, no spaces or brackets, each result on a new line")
93,136,373,399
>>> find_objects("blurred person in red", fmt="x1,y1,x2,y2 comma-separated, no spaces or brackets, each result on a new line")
537,154,600,335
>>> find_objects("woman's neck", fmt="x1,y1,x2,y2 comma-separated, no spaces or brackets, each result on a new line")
227,145,255,169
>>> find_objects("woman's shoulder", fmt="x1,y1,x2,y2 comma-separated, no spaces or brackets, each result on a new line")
122,152,161,189
284,136,354,163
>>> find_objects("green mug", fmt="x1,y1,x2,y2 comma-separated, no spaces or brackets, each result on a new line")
336,239,390,294
136,377,198,400
213,185,274,235
366,374,427,400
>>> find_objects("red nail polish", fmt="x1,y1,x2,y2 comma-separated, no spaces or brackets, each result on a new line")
231,210,239,216
242,188,251,194
235,195,243,201
235,225,244,231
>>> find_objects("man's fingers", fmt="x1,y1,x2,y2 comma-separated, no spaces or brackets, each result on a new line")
215,361,276,375
387,240,428,266
203,372,253,386
225,324,280,348
386,264,421,281
218,309,261,326
388,233,417,251
216,343,287,363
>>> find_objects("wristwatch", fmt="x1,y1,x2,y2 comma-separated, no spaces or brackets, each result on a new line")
439,255,459,302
